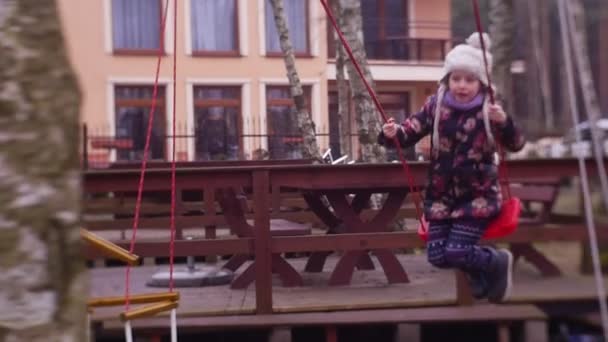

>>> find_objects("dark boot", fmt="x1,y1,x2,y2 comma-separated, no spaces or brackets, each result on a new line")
486,248,513,303
466,271,489,300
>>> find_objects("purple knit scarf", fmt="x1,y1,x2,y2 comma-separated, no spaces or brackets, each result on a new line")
443,90,484,111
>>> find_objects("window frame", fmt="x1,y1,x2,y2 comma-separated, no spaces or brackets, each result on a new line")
113,84,168,161
264,0,312,57
328,0,409,60
110,0,166,56
192,85,244,160
265,85,313,159
189,0,241,57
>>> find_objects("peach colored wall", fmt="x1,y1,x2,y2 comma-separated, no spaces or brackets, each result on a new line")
409,0,451,39
57,0,450,161
57,0,331,158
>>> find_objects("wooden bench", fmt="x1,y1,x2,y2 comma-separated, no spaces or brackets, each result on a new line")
507,177,563,277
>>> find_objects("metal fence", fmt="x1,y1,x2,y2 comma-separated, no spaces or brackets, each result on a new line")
82,123,365,169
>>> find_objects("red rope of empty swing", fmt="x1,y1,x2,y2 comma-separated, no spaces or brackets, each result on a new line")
319,0,425,225
124,0,174,310
169,0,178,292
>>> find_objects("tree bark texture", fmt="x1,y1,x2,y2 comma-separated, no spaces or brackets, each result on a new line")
269,0,322,162
338,0,385,163
0,0,86,341
331,0,352,159
527,0,555,132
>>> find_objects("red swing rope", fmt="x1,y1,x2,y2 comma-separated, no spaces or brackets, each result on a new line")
124,0,178,310
319,0,425,228
471,0,512,199
168,0,178,293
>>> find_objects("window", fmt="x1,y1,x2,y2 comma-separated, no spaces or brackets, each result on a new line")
193,86,242,160
114,85,166,161
361,0,408,60
190,0,239,55
328,89,413,160
266,86,311,159
265,0,309,54
377,92,414,160
112,0,163,54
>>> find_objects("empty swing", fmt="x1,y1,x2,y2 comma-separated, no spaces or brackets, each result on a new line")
84,0,181,340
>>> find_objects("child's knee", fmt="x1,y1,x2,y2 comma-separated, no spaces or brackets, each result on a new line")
444,246,470,268
427,253,451,268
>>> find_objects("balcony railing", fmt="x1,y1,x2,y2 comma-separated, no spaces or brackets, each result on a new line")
329,35,450,62
364,37,450,62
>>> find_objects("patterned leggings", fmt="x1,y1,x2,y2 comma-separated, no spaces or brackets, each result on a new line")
426,219,494,273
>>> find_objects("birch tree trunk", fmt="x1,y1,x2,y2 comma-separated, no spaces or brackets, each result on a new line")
515,0,543,136
269,0,322,162
339,0,385,163
489,0,514,116
527,0,555,132
599,3,608,114
331,0,352,159
0,0,86,341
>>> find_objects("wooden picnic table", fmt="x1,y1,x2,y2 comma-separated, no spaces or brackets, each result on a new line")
83,157,608,314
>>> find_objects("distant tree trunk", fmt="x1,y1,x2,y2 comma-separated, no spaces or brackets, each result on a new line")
269,0,322,162
527,0,555,132
331,0,352,159
0,1,85,341
515,0,543,136
599,3,608,114
339,0,385,163
489,0,514,116
551,0,570,135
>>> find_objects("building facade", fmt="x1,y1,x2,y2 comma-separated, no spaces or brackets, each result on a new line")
57,0,451,165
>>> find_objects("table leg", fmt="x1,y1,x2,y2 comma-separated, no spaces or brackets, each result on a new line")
223,254,250,272
328,251,367,286
373,249,409,283
230,254,303,289
303,193,341,273
510,243,561,277
272,254,303,287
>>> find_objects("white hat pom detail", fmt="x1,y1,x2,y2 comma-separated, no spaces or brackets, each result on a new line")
465,32,491,51
440,32,493,87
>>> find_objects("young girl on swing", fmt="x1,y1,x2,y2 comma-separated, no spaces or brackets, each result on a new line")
378,33,526,303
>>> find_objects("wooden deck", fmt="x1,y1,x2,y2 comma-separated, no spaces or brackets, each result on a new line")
83,159,608,341
90,243,605,326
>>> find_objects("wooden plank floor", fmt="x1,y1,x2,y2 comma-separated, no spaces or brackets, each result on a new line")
90,243,607,323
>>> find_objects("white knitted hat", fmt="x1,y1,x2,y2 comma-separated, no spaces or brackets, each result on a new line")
440,32,492,86
432,32,496,150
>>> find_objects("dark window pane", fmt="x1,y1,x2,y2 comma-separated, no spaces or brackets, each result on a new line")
114,85,166,161
193,86,241,160
266,86,311,159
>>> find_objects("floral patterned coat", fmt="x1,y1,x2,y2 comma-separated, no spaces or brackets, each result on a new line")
378,95,526,221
